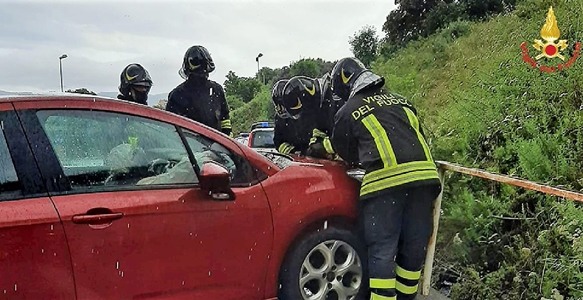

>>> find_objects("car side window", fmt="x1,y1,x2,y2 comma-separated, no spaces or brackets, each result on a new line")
0,129,23,201
37,110,197,191
182,129,258,186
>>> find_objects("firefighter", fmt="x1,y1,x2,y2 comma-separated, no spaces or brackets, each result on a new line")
306,73,343,159
278,75,335,158
166,45,232,136
330,57,442,300
118,63,153,105
270,79,300,154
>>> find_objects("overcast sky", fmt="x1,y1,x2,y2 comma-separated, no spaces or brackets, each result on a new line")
0,0,396,96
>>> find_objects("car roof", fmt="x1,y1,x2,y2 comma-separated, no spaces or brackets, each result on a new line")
251,127,274,132
0,93,116,103
250,121,274,130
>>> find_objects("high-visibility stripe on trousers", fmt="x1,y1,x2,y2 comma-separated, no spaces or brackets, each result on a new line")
396,265,421,298
360,185,440,300
369,278,396,299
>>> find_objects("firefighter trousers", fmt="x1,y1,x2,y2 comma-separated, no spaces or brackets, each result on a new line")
359,184,441,300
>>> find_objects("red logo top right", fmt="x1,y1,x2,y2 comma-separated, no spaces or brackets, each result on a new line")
521,6,581,73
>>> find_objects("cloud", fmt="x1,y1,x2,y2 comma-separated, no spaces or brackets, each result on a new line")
0,0,395,95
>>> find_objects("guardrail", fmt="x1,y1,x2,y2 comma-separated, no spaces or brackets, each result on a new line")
421,160,583,295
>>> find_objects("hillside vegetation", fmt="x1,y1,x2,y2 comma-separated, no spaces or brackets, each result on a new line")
373,0,583,298
229,0,583,298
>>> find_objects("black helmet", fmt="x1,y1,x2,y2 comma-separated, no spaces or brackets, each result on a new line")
271,79,290,118
119,63,153,99
330,57,367,102
282,76,321,120
179,45,215,79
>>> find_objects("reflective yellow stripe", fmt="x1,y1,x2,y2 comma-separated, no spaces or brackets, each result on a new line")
363,161,437,186
403,107,432,161
362,115,397,168
220,119,232,128
278,144,287,153
396,266,421,280
371,293,396,300
278,143,294,154
361,170,439,196
323,137,334,154
370,278,396,289
396,281,418,295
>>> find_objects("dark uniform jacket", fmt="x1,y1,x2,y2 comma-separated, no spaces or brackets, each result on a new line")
331,87,440,199
273,111,319,155
317,74,342,134
166,77,232,135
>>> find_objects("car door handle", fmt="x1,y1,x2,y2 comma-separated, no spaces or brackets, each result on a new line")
72,212,124,224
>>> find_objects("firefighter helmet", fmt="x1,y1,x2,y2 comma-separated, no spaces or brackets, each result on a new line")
179,45,215,79
282,76,321,120
330,57,367,102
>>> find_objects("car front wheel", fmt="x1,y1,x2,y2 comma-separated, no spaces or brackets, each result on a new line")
279,226,368,300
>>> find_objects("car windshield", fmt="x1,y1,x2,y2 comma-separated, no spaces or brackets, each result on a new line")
250,130,274,148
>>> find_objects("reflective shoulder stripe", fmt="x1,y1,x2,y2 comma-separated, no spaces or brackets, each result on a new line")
396,281,419,295
396,265,421,280
370,278,396,289
402,107,432,161
361,115,397,168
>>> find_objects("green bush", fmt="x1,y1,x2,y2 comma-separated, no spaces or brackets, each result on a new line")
373,0,583,298
230,87,272,134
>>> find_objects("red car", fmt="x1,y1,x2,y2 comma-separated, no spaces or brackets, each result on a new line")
0,95,366,300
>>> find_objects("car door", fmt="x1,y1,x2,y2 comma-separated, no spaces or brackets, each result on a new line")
0,104,75,299
18,107,273,299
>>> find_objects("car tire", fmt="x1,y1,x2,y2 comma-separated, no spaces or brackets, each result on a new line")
278,226,368,300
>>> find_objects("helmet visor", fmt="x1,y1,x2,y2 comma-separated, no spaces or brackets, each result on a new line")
275,104,292,119
289,110,301,120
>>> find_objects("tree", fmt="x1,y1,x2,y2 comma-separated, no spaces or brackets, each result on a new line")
382,0,440,48
66,88,97,95
257,67,279,86
226,95,245,111
380,0,516,55
289,59,321,78
349,25,380,67
223,71,262,103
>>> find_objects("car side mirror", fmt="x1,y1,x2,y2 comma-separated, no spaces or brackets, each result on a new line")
199,161,235,201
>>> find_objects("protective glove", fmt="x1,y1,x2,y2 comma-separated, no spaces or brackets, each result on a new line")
309,129,335,154
307,129,336,159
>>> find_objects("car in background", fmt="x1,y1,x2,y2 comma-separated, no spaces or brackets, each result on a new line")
234,132,249,145
248,121,276,152
0,95,365,300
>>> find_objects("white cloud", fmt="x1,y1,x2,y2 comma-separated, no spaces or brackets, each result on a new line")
0,0,396,96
